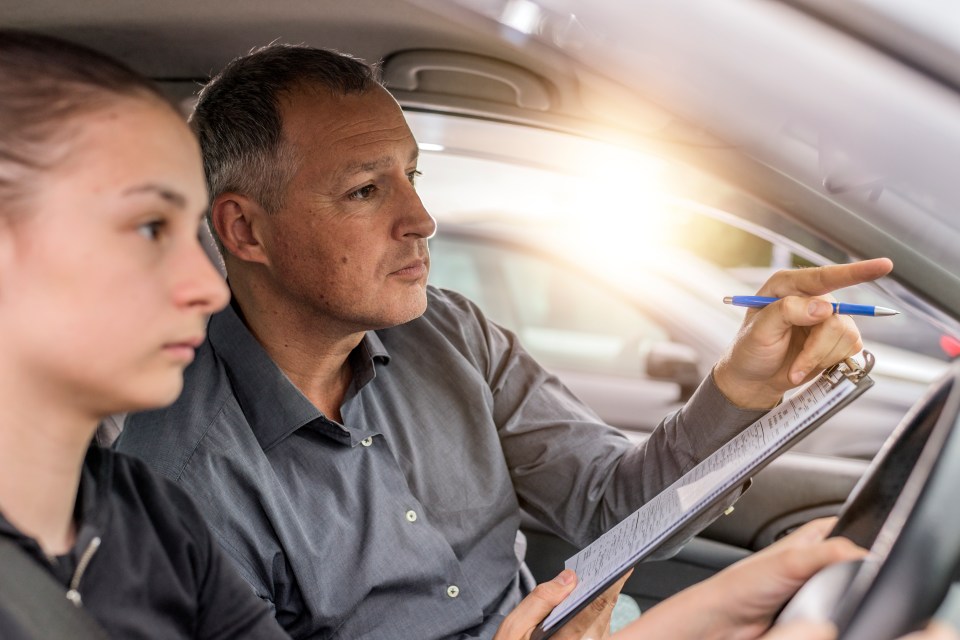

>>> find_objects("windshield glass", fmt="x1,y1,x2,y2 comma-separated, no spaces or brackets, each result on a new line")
418,0,960,326
411,108,956,364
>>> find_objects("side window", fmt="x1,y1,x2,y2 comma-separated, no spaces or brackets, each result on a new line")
429,234,669,377
668,210,955,363
426,240,489,310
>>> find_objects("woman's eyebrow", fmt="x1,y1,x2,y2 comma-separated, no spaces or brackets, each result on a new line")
122,183,187,209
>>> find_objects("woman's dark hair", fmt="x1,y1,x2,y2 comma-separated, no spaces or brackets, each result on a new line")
0,29,169,216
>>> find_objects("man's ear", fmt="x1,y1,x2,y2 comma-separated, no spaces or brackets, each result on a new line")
210,193,271,265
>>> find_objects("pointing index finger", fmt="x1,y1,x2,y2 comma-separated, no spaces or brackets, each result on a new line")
760,258,893,298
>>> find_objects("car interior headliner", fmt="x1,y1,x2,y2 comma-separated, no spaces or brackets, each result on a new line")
6,0,960,325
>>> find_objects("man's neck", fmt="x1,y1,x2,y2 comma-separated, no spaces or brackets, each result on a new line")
231,291,363,422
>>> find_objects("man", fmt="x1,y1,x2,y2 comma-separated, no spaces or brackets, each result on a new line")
117,44,890,639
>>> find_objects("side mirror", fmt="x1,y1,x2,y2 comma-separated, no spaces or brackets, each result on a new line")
645,341,702,400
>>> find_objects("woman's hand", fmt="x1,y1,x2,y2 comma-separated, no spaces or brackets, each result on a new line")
613,518,865,640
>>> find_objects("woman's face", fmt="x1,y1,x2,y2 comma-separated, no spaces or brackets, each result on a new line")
0,97,229,418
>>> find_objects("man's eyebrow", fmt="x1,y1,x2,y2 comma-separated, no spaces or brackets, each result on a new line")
339,155,393,177
337,149,421,179
122,183,188,209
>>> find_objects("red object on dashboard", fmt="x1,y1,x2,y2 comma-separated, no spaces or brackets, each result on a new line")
940,334,960,358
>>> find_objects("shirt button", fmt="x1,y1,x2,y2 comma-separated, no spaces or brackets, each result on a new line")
446,585,460,598
360,437,373,447
405,510,418,523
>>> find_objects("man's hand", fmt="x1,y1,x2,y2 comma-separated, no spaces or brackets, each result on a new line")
493,569,631,640
714,258,893,409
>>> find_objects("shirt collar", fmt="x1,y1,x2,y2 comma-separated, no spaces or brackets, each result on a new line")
207,301,390,451
351,327,390,389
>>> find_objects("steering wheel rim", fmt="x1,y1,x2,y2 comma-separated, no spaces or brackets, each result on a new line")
777,360,960,640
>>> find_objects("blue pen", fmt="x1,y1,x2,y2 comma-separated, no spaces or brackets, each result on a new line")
723,295,899,317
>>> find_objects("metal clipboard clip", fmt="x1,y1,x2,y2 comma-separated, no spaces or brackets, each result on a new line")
823,350,875,388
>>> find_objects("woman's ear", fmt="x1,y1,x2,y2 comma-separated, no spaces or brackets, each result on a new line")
210,193,270,266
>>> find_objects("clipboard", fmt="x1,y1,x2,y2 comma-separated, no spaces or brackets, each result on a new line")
531,352,876,640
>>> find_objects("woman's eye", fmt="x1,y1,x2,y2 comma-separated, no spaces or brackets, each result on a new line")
136,220,166,241
408,170,422,186
348,184,377,201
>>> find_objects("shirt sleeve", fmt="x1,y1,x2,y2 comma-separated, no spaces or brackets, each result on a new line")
159,474,289,640
464,294,764,549
193,526,290,640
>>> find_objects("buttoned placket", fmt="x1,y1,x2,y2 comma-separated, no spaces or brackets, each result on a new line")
342,372,481,626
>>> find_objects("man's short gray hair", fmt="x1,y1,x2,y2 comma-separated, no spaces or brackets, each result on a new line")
192,43,381,215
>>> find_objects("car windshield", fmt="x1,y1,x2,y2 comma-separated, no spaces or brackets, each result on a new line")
413,102,954,460
413,109,952,356
417,0,960,335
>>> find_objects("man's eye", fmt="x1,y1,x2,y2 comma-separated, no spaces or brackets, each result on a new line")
136,219,166,241
348,185,377,200
408,170,422,186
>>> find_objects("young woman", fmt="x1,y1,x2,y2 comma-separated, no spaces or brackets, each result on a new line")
0,29,289,639
0,29,952,640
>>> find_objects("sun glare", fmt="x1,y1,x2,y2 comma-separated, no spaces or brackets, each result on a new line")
412,114,688,280
559,144,682,279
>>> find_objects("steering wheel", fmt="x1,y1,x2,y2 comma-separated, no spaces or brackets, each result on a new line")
775,361,960,639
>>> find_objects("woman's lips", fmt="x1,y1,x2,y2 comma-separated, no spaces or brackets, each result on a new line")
163,336,204,362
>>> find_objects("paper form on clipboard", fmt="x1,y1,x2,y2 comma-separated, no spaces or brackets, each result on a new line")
532,353,876,640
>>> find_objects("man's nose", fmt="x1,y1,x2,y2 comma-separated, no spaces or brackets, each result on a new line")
398,188,437,240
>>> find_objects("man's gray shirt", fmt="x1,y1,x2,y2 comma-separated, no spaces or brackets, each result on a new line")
117,287,761,639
